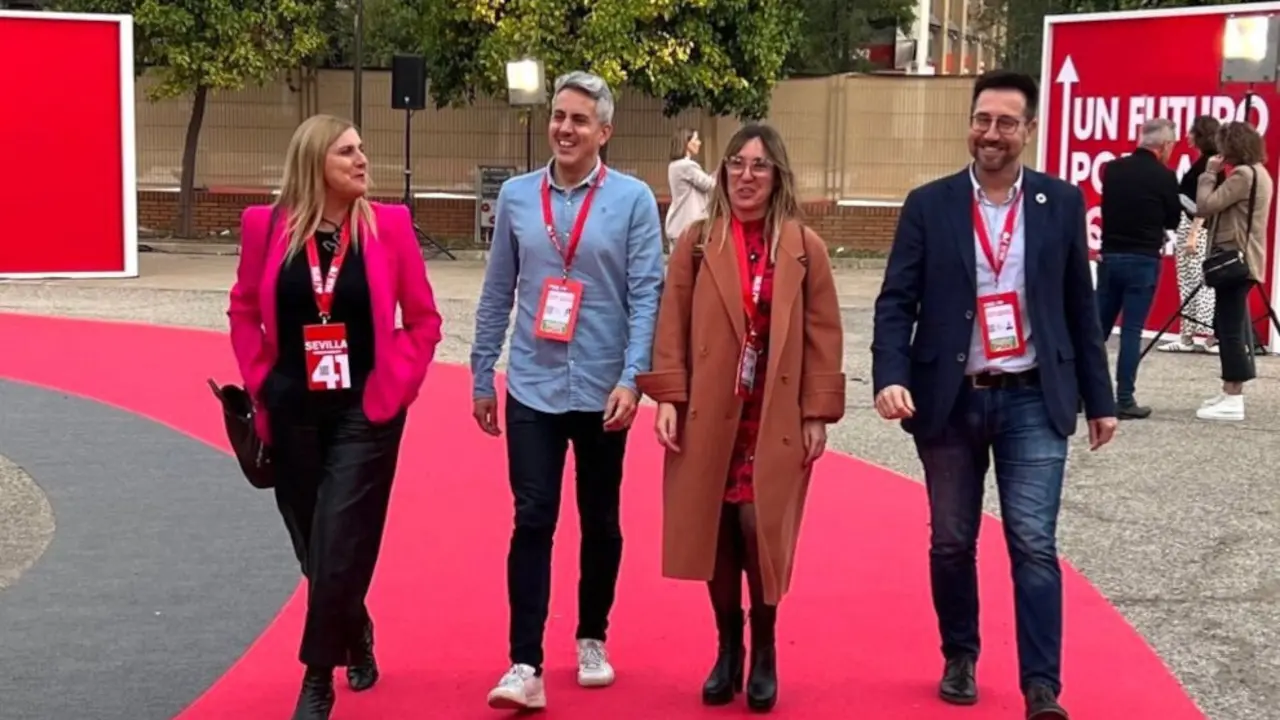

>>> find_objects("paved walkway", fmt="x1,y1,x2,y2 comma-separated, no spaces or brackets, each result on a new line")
0,254,1276,719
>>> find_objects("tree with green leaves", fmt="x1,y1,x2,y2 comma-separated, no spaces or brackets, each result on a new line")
418,0,804,120
55,0,326,236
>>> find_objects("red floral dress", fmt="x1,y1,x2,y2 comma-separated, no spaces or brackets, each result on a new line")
724,220,774,505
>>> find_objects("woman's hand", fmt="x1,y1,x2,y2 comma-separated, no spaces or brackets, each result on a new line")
655,402,681,453
1206,154,1224,174
802,420,827,466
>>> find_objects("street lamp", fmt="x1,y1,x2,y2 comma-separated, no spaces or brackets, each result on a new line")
1221,14,1280,123
352,0,365,128
506,57,546,172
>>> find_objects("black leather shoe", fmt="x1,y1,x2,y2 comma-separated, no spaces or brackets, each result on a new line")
702,608,744,705
292,666,334,720
1025,684,1069,719
346,620,379,692
939,656,977,705
746,606,778,712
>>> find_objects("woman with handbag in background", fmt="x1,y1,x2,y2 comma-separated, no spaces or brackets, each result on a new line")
637,123,846,711
228,113,443,719
1194,120,1271,422
1158,114,1221,354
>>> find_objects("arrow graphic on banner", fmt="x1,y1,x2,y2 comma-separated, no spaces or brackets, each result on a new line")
1056,55,1078,178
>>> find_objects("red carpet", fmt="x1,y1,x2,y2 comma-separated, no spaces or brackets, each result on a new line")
0,312,1205,719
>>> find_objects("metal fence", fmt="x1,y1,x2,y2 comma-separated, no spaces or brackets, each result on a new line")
135,69,1039,201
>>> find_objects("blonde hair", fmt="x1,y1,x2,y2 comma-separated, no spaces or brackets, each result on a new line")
275,114,376,259
697,123,801,262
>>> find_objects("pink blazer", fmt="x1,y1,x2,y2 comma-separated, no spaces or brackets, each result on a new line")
227,201,443,442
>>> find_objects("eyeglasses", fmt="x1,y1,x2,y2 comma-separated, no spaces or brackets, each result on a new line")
970,113,1024,135
726,156,774,177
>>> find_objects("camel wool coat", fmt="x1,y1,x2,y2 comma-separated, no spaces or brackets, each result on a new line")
636,217,846,605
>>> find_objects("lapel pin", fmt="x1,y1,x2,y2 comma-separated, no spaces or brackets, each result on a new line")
1035,193,1047,204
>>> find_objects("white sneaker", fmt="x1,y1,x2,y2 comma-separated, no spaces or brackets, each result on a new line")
487,663,546,710
1202,394,1225,408
576,638,616,687
1196,394,1244,421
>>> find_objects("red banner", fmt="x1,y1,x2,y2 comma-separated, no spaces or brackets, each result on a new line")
0,11,136,277
1040,4,1280,348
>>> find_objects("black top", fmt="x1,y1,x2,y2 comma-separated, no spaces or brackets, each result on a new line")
265,229,376,410
1098,147,1182,257
1178,154,1225,221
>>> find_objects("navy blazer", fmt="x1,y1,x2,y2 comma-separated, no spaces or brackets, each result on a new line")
871,167,1116,440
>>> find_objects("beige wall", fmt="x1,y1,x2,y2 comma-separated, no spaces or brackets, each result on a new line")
136,69,1038,202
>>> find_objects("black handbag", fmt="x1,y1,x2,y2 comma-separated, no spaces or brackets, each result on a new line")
209,205,282,489
1202,166,1256,289
207,378,274,489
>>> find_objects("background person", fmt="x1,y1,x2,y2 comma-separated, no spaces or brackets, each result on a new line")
638,122,845,713
1159,114,1221,354
1095,117,1181,419
228,113,443,720
1193,121,1272,422
665,128,716,252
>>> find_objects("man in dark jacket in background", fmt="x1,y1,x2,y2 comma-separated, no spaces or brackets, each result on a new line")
1096,118,1181,419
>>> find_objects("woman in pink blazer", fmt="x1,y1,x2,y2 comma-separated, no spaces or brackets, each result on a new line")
228,113,442,720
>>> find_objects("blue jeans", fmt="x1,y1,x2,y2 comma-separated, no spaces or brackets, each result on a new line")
1096,253,1161,405
913,386,1069,693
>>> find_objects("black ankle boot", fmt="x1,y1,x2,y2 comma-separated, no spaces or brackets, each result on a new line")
292,666,334,720
746,606,778,712
702,608,745,705
346,620,379,692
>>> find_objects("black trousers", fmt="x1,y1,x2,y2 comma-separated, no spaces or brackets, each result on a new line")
269,392,406,667
1213,279,1257,383
504,393,628,672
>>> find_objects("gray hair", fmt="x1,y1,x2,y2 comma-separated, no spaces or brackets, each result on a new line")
1139,118,1177,149
553,71,615,125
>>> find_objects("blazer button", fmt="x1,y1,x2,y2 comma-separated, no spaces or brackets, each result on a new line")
965,310,974,319
957,353,966,362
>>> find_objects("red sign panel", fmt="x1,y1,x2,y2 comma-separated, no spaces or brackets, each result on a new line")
0,11,137,278
1040,4,1280,347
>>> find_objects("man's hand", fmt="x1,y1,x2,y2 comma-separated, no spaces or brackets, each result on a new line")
655,402,680,452
472,397,501,436
1088,416,1117,450
802,420,827,466
603,387,639,431
874,384,915,420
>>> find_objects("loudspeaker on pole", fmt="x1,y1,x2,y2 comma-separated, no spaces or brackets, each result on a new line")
391,54,427,110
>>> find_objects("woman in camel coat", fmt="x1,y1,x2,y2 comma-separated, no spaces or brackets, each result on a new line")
636,123,845,712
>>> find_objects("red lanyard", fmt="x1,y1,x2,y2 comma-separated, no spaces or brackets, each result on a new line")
971,189,1022,278
731,218,768,326
303,222,351,322
541,165,607,275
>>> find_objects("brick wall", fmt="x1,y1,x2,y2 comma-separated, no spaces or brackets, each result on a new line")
138,190,902,253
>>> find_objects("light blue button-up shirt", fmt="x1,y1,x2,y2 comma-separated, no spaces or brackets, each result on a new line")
470,160,665,414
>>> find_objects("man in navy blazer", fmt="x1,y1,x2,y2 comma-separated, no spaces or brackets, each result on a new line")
871,70,1118,720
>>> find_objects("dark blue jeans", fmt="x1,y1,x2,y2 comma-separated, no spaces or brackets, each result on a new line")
913,385,1069,694
1096,253,1161,405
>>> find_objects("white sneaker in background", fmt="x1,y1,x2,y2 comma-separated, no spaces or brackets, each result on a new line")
576,638,616,688
486,663,546,710
1196,394,1244,421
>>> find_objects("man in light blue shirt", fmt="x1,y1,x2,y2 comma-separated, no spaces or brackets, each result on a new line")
469,70,664,711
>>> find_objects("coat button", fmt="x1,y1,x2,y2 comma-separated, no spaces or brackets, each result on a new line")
782,436,790,445
965,310,974,319
781,374,789,384
700,345,708,356
690,409,698,419
957,353,966,362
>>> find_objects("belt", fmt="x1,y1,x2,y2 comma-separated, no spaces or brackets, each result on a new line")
968,368,1039,389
